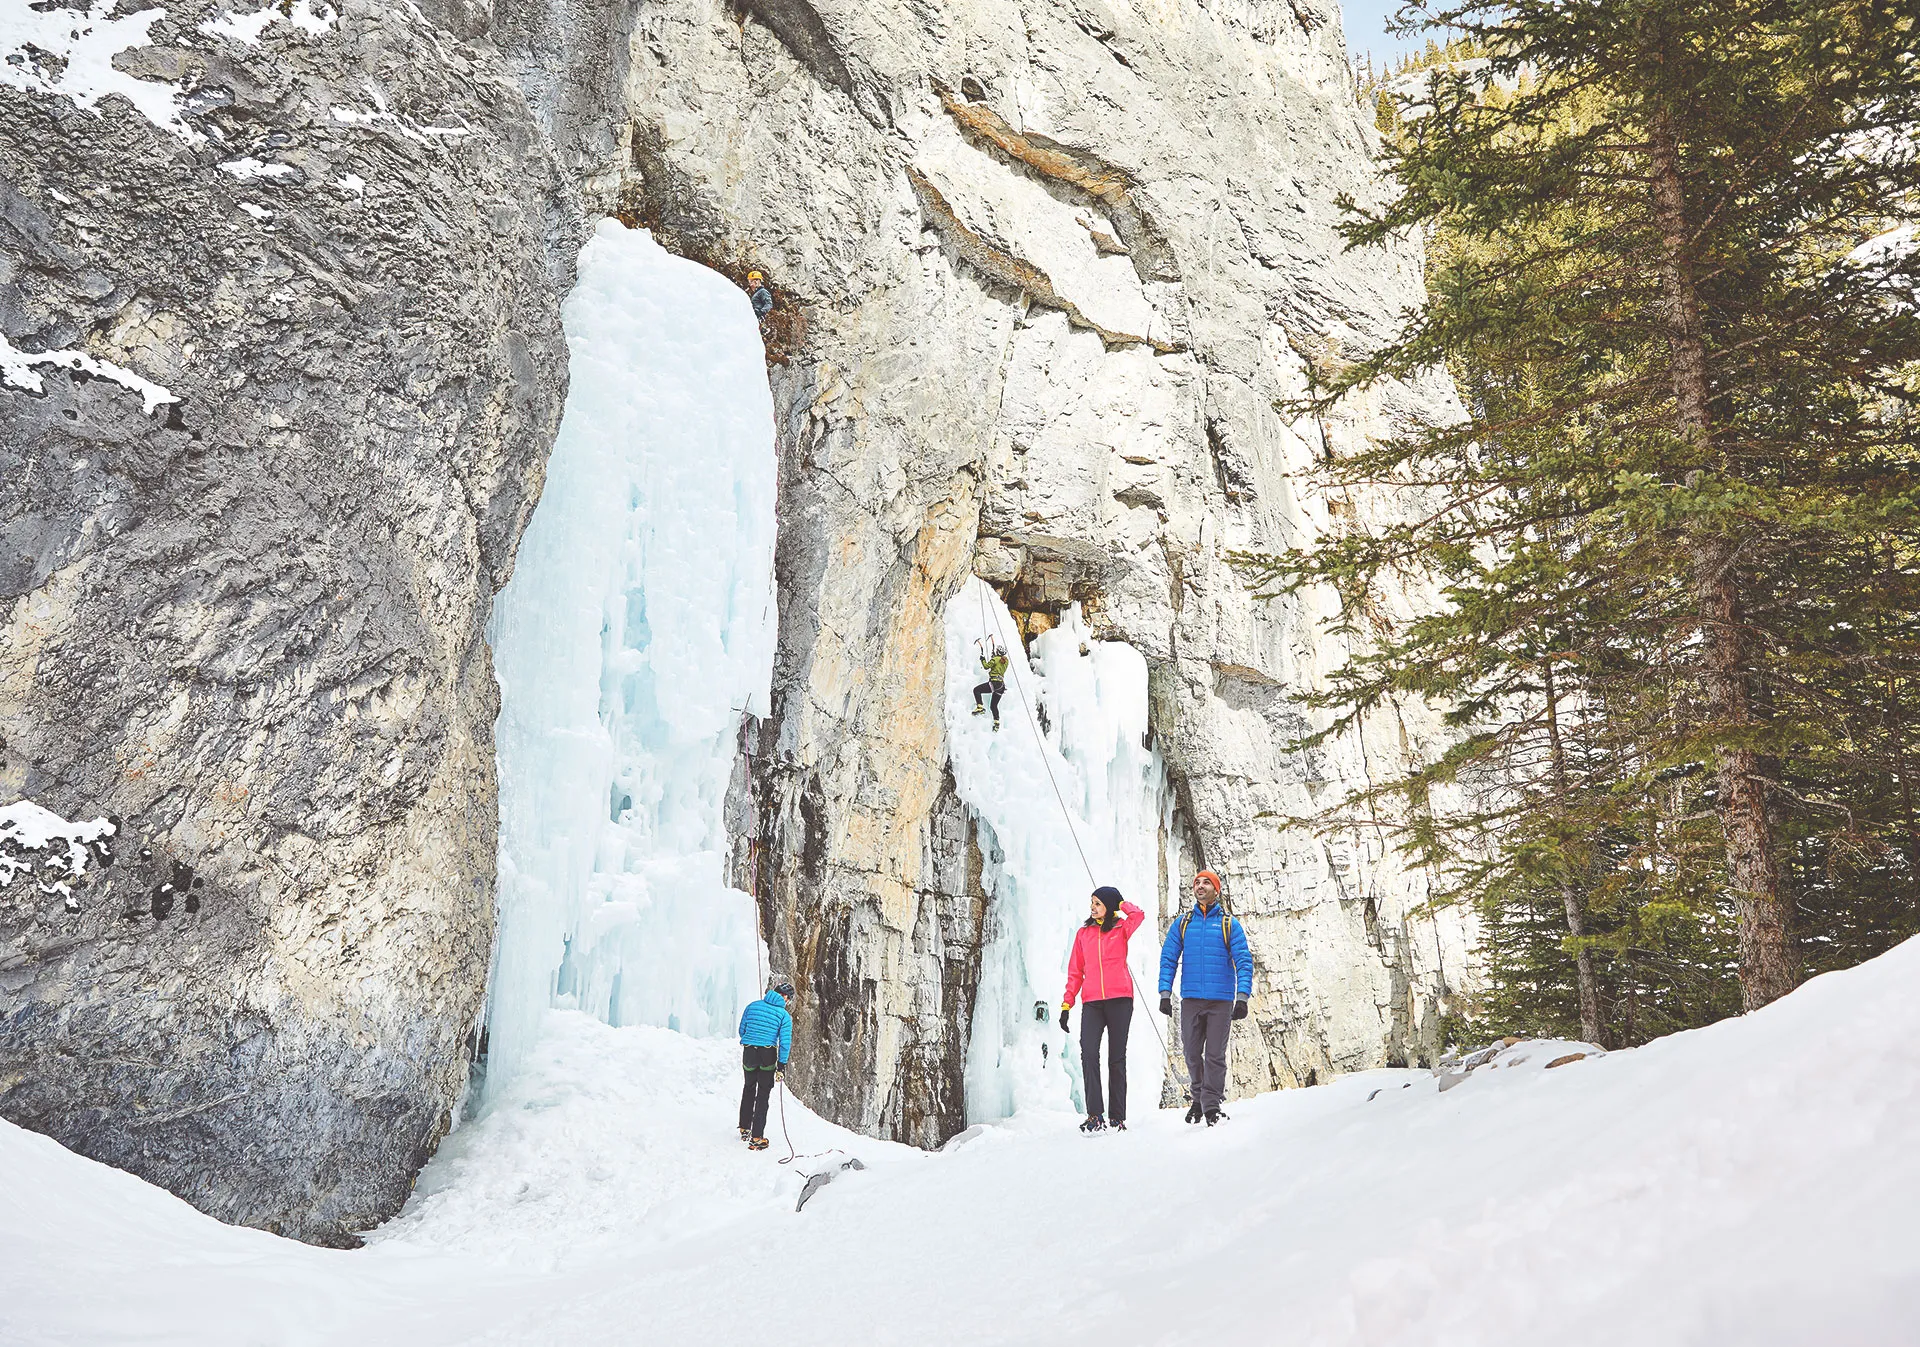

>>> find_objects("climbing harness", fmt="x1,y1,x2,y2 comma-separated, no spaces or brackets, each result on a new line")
973,582,1191,1094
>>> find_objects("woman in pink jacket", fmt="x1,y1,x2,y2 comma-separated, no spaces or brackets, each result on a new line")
1059,885,1146,1132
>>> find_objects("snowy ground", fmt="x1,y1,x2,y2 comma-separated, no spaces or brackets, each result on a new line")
6,935,1918,1346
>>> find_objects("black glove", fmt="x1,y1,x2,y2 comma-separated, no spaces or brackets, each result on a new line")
1158,995,1172,1016
1059,1007,1070,1033
775,1063,786,1078
1232,999,1249,1021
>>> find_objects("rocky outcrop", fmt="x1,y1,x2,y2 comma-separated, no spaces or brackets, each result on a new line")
515,0,1478,1137
0,0,564,1243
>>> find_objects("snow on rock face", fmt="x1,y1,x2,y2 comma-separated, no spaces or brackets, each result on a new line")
484,221,778,1094
0,332,180,415
0,0,198,140
0,799,115,904
5,930,1918,1346
0,0,566,1245
490,0,1473,1139
199,0,336,46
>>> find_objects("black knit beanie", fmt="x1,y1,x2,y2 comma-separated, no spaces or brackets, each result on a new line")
1092,886,1124,930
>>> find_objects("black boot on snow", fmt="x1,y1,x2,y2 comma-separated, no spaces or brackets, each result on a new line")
1184,1102,1202,1125
992,719,1001,732
1079,1114,1106,1133
1205,1108,1228,1126
1111,1120,1127,1132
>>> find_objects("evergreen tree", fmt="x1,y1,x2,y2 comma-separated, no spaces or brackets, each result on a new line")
1245,0,1920,1021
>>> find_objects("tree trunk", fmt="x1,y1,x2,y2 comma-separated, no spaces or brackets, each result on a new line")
1646,106,1798,1010
1542,663,1606,1045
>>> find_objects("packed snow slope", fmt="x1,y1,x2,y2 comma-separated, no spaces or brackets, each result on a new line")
6,936,1919,1346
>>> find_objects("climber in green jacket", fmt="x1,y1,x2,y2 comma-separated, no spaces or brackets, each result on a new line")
975,648,1006,732
973,643,1009,730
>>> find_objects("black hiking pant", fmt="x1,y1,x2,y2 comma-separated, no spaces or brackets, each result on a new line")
1079,996,1133,1122
973,679,1005,717
1181,998,1233,1112
739,1045,778,1138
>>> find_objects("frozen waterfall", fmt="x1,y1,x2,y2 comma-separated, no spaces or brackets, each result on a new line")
945,577,1175,1121
483,221,778,1096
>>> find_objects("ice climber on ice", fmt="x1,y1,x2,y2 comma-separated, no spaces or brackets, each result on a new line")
1060,886,1147,1133
738,980,793,1151
1159,870,1252,1126
746,270,773,321
972,640,1009,730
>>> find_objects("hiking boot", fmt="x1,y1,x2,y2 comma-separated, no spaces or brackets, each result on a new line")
992,719,1001,731
1079,1114,1106,1133
1111,1120,1127,1132
1205,1108,1228,1126
748,1136,770,1151
972,705,985,716
738,1127,751,1142
1184,1102,1202,1125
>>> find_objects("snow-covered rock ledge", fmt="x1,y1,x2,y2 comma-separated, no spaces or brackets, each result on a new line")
0,800,116,913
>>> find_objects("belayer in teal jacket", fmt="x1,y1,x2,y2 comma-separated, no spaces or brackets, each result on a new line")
738,988,793,1063
738,985,793,1148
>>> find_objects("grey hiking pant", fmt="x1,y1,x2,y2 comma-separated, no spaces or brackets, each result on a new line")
1181,997,1233,1111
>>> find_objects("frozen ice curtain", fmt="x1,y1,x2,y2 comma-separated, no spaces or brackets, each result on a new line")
484,222,778,1095
946,578,1174,1121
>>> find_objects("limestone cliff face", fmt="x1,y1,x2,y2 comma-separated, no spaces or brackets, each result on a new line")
0,0,564,1243
3,0,1472,1243
523,0,1479,1137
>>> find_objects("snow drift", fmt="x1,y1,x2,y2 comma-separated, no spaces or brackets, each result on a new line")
6,928,1916,1345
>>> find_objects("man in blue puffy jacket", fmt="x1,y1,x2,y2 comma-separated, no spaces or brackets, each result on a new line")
738,980,794,1151
1158,869,1252,1126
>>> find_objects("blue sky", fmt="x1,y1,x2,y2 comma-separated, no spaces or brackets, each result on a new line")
1342,0,1451,67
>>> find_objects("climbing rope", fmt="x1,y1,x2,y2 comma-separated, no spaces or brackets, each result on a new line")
978,583,1096,885
973,581,1190,1094
741,713,768,995
775,1079,849,1166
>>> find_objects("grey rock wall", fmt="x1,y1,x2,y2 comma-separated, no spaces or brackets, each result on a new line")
0,0,564,1243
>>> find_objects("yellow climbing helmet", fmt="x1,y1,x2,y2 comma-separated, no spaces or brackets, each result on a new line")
747,270,764,284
